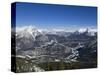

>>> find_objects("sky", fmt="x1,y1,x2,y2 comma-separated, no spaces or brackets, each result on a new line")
14,2,97,30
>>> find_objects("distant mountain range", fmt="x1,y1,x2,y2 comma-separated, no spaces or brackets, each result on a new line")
11,26,97,63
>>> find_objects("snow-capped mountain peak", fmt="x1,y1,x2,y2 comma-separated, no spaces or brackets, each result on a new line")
78,28,97,32
16,26,37,32
78,28,97,36
16,26,41,39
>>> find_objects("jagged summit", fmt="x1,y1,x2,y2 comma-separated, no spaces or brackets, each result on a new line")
16,25,39,34
78,28,97,33
16,25,41,39
73,28,97,36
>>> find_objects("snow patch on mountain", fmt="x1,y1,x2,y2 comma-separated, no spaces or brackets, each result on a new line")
78,28,97,36
78,28,97,33
16,26,41,40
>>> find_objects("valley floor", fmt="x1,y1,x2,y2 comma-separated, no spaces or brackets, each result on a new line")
16,57,97,73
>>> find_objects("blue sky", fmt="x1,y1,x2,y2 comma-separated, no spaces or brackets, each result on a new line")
15,2,97,30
